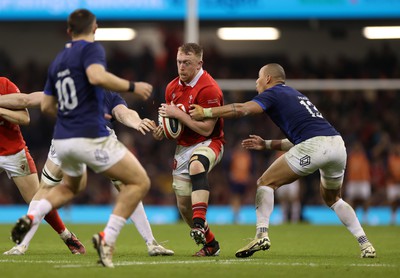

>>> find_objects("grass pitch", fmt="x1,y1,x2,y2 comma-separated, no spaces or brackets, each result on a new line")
0,223,399,278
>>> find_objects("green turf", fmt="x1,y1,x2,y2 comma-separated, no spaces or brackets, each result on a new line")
0,223,399,278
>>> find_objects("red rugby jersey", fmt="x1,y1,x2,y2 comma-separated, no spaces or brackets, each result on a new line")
0,77,26,155
164,70,225,155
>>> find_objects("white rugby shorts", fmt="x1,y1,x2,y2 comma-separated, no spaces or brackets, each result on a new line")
0,147,36,178
53,135,127,177
46,140,61,166
172,139,223,196
285,135,346,189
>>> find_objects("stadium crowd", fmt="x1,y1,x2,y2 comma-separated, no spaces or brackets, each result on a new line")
0,41,399,220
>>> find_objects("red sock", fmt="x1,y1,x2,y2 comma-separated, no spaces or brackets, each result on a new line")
204,225,215,244
192,202,208,222
44,209,66,234
192,202,215,243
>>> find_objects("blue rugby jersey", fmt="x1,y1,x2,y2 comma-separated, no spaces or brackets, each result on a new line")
44,40,109,139
103,91,127,129
252,84,339,145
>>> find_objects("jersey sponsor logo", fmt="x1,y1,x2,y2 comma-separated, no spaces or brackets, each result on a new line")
300,155,311,167
94,149,109,163
207,98,219,104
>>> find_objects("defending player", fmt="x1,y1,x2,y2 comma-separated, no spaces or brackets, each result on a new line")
10,9,152,268
0,77,85,255
190,63,376,258
0,91,174,256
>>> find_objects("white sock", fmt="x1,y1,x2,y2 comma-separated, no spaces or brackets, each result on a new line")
19,200,43,247
331,198,366,238
104,214,126,246
129,201,155,245
30,199,53,225
255,186,274,237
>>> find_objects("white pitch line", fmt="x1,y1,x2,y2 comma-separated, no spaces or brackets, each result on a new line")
0,259,396,268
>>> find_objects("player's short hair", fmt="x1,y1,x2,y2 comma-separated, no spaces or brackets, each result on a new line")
67,9,96,37
178,43,203,60
266,63,286,81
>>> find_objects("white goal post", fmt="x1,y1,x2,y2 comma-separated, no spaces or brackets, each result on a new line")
216,79,400,91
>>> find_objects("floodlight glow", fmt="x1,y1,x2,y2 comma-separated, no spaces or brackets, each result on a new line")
363,26,400,39
217,27,280,40
95,28,136,41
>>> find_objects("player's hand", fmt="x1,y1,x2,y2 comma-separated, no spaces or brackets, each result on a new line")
152,125,164,141
133,82,153,100
158,103,182,118
241,135,266,151
189,104,205,120
136,118,156,135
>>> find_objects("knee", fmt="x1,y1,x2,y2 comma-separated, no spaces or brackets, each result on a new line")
139,174,151,194
124,172,150,196
190,171,209,192
189,154,210,175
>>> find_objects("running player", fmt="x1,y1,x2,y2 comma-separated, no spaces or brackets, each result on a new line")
0,77,85,255
154,43,224,256
0,91,173,256
10,9,152,268
190,63,376,258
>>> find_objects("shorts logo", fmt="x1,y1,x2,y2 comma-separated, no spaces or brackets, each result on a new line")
95,149,109,163
300,155,311,167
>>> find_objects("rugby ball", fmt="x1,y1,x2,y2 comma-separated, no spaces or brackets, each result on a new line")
158,114,184,139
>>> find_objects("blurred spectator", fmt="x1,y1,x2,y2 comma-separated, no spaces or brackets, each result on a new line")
344,141,371,224
275,180,302,224
386,142,400,225
273,151,302,224
369,152,387,206
228,142,252,223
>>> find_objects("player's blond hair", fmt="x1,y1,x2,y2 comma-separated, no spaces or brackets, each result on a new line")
178,43,203,60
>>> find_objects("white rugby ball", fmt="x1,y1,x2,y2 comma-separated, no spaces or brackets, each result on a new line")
158,114,184,139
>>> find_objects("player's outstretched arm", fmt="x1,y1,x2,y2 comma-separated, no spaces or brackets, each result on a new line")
0,91,43,109
189,101,263,120
112,104,156,135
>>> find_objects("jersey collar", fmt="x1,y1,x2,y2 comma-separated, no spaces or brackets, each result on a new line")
179,68,204,88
